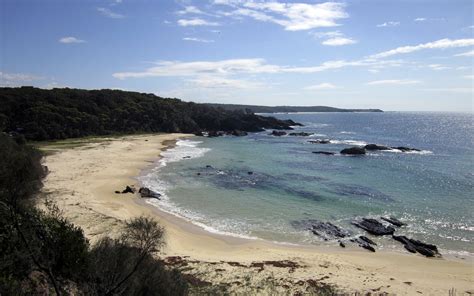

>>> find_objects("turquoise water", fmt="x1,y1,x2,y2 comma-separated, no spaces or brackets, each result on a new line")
140,112,473,256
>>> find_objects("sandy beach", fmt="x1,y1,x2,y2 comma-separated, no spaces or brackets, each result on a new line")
39,134,473,295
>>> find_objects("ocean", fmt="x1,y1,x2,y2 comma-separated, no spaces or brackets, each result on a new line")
139,112,473,257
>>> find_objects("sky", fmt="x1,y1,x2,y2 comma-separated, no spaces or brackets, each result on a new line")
1,0,473,111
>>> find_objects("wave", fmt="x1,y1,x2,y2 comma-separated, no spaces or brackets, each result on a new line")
329,139,367,146
159,139,211,167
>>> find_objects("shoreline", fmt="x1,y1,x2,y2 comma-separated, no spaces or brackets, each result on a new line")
40,133,473,295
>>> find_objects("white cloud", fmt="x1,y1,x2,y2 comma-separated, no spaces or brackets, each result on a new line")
376,21,400,27
322,37,356,46
311,30,356,46
215,1,348,31
113,58,406,80
428,64,450,70
177,6,204,15
367,79,421,86
189,76,264,89
422,88,472,93
0,72,43,86
178,18,220,26
59,36,85,44
414,17,427,22
454,50,474,57
183,37,215,43
371,38,474,59
304,82,337,90
97,7,124,18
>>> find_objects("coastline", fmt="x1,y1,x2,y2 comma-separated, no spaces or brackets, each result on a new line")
39,133,473,295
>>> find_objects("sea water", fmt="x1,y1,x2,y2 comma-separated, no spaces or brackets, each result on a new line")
140,112,473,257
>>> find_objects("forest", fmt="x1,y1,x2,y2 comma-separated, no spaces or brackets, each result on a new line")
0,87,298,141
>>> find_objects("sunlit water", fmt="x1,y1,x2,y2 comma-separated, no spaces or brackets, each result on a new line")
140,112,473,257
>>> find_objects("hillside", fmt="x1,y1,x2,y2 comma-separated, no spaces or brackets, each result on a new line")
205,104,383,113
0,87,298,141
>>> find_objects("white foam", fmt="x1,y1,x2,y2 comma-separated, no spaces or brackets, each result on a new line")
330,139,367,146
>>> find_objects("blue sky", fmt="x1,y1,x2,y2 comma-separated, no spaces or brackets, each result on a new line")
1,0,473,111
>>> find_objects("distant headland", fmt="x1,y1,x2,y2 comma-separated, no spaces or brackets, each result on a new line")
205,103,383,113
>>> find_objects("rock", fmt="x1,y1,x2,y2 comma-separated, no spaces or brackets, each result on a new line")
309,139,331,144
196,172,201,176
122,185,135,194
359,236,377,245
360,244,376,252
247,171,254,175
339,241,346,248
208,131,225,137
340,147,366,155
114,191,121,194
312,151,335,155
182,156,191,159
231,130,248,136
288,132,313,137
206,165,213,168
292,220,350,240
352,218,395,235
392,146,421,152
381,216,406,227
392,235,440,257
364,144,391,151
270,130,287,136
138,187,161,199
194,131,205,136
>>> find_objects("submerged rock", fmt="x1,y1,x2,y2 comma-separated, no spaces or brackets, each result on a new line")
270,130,287,136
359,235,377,246
364,144,391,151
350,236,377,252
381,216,406,227
340,147,366,155
312,151,335,155
352,218,395,235
309,139,331,144
291,220,350,241
392,235,440,257
288,132,313,137
138,187,161,199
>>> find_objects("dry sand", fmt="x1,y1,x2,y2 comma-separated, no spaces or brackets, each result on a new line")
39,134,473,295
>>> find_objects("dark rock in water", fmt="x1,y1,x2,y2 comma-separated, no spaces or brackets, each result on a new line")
291,220,350,240
194,130,205,136
114,191,121,194
309,139,331,144
359,236,377,246
208,131,225,137
270,130,287,136
196,172,201,176
122,185,135,194
364,144,391,151
247,171,253,175
138,187,161,200
392,146,421,152
340,147,366,155
381,216,406,227
182,156,191,159
231,130,248,136
288,132,313,137
392,235,440,257
339,241,346,248
206,165,213,168
312,151,335,155
352,218,395,235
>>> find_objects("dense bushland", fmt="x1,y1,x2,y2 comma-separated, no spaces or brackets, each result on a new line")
0,87,297,141
0,133,188,295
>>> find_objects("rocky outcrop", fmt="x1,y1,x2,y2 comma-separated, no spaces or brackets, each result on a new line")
121,185,135,194
230,130,248,136
364,144,391,151
138,187,161,199
340,147,366,155
312,151,335,155
391,146,421,152
270,130,287,136
392,235,440,257
352,218,395,235
309,139,331,144
350,236,377,252
381,216,405,227
288,132,313,137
